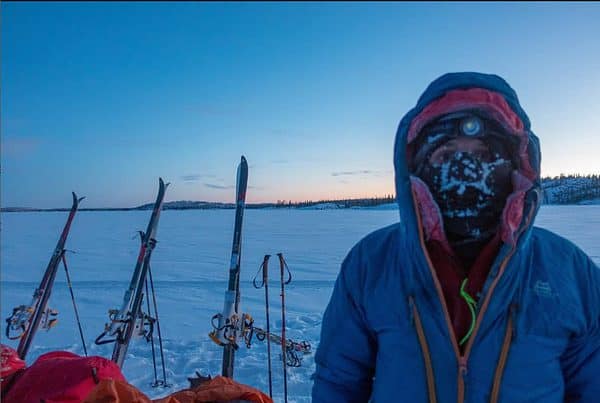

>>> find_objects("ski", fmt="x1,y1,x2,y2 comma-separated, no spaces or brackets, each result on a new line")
95,178,169,369
209,156,249,378
6,192,84,360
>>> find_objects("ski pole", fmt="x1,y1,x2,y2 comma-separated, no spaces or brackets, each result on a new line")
277,253,292,403
61,252,87,356
145,277,160,385
253,254,272,398
148,264,170,387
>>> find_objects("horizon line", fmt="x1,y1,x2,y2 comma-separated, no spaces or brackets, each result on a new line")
2,173,598,211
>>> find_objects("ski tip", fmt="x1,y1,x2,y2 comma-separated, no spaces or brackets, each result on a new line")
158,177,171,188
240,155,247,165
71,192,86,205
73,191,86,203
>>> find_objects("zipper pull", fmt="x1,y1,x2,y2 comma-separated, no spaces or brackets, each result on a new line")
459,279,477,346
458,356,468,379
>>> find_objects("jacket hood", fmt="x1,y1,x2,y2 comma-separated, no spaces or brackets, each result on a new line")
394,72,542,248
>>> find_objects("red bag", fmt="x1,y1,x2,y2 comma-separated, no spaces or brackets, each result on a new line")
1,344,26,377
1,344,26,395
2,350,125,403
84,376,273,403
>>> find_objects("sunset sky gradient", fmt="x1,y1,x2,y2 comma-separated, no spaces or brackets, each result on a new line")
2,2,599,208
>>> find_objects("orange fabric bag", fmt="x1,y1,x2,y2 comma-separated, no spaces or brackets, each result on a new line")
84,376,273,403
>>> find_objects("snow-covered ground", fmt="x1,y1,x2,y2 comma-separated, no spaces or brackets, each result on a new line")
1,206,599,401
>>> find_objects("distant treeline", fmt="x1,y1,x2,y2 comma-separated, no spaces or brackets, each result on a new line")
143,195,397,210
541,174,600,205
271,195,396,209
4,176,599,212
270,175,600,208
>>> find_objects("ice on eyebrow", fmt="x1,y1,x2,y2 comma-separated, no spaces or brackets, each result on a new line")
428,133,446,143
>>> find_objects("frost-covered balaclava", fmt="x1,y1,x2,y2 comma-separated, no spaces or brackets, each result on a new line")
412,111,516,255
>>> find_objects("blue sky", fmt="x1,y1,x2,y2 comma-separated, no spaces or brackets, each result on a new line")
2,2,599,208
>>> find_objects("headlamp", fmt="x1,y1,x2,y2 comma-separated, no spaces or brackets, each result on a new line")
460,116,483,137
411,111,519,174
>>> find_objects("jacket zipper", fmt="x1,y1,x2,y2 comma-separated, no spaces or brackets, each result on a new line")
409,296,438,403
411,190,534,402
489,304,515,403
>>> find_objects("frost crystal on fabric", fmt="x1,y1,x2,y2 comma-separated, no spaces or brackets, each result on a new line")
420,151,513,240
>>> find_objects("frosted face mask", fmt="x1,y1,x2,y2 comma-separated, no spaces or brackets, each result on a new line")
413,112,516,241
420,149,513,240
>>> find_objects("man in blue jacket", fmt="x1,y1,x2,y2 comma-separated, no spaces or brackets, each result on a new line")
312,72,600,402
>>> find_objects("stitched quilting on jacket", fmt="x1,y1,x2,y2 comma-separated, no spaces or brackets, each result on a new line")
312,72,600,403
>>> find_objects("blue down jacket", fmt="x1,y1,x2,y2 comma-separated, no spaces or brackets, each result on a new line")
312,72,600,402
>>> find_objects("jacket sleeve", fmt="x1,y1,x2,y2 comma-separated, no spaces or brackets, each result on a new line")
312,245,376,403
561,253,600,402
